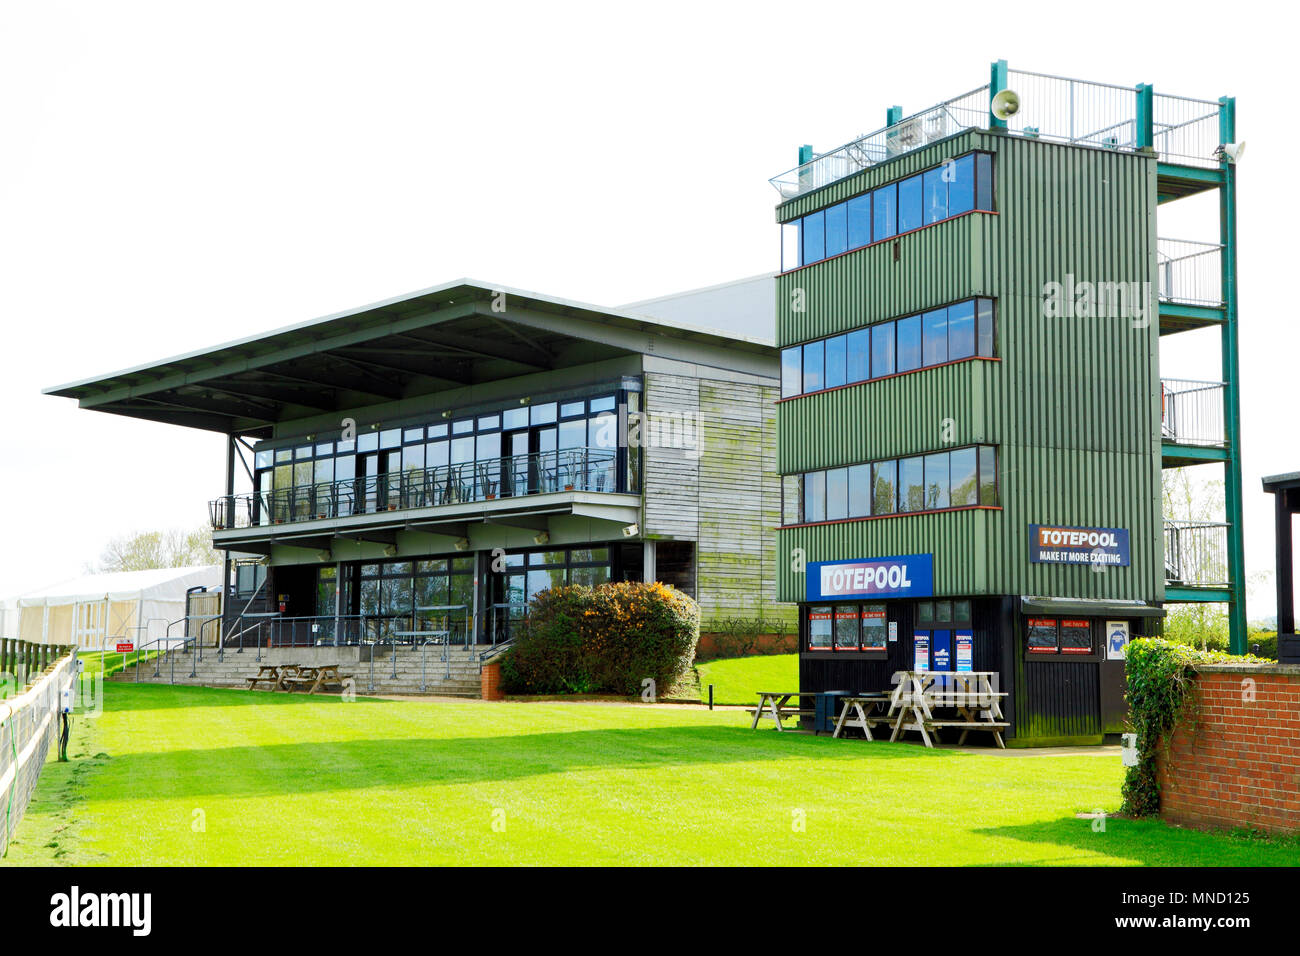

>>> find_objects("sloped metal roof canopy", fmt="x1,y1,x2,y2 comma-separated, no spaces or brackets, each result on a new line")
45,279,776,437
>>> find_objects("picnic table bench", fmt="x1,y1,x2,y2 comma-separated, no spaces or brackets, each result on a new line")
830,692,895,740
887,671,1010,748
279,664,351,695
245,664,294,691
749,691,814,732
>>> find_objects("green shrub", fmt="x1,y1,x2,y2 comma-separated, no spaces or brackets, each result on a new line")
501,581,700,696
1121,638,1264,817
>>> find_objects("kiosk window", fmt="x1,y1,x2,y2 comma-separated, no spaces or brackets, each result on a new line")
1060,619,1093,655
861,604,887,652
834,607,860,651
1027,618,1059,653
808,606,833,650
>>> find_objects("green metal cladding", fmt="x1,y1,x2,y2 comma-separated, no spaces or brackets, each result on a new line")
776,130,1164,606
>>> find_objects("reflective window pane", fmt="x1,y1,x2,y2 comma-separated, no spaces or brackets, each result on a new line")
530,402,557,426
847,194,872,248
897,315,922,372
802,340,824,393
824,335,847,389
924,453,950,510
899,456,925,512
803,210,825,264
805,470,826,523
976,153,994,210
848,464,871,518
808,606,833,650
503,407,529,430
948,300,976,360
834,607,860,651
950,447,978,507
977,299,995,357
826,467,849,521
923,167,948,224
871,460,897,515
871,321,895,377
948,155,975,215
873,183,897,240
846,329,870,383
825,203,848,258
781,346,802,398
898,175,923,232
923,308,948,366
979,445,998,505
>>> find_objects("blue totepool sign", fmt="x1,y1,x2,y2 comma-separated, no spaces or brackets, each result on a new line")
806,554,934,602
1029,524,1131,567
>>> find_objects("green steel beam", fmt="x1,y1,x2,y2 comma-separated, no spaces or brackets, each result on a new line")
989,60,1009,129
1159,302,1225,322
886,105,902,126
1218,95,1248,654
1165,586,1234,603
1135,83,1153,149
1161,442,1230,466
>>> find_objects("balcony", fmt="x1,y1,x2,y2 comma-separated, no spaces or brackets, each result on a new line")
770,70,1223,201
1161,378,1227,467
1164,520,1230,597
210,448,622,532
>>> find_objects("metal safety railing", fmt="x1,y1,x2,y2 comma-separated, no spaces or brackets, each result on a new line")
1158,238,1224,307
1161,379,1226,448
770,70,1225,200
209,447,620,531
1,647,78,856
1164,520,1231,588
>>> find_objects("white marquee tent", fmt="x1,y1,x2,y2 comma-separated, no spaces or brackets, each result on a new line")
7,566,222,649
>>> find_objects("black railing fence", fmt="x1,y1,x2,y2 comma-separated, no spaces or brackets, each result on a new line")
211,448,619,531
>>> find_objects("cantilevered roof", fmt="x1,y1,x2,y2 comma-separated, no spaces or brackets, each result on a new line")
45,279,776,438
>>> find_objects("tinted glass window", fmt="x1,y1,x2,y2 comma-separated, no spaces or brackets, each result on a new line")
977,299,995,357
848,463,871,518
871,322,895,377
1028,618,1058,653
948,155,975,215
1060,620,1092,654
530,402,557,426
452,419,473,435
802,340,824,393
825,467,848,521
923,308,948,366
781,346,802,398
871,460,897,515
896,315,922,372
834,607,860,650
899,456,925,512
589,395,616,413
808,606,833,650
846,329,870,383
923,167,947,223
898,175,923,232
948,300,976,360
861,604,887,651
949,447,978,507
803,210,825,264
847,194,872,248
979,445,998,505
873,183,897,239
824,335,847,389
976,153,994,210
924,452,950,510
503,407,528,430
825,203,848,258
805,470,826,523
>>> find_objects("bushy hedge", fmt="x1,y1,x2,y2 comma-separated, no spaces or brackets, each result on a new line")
500,581,700,696
1121,638,1264,817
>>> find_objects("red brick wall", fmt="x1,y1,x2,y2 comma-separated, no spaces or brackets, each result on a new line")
1156,664,1300,834
695,632,797,661
481,661,504,701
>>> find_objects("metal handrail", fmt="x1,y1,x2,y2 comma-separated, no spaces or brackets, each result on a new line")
1164,520,1231,588
210,447,620,531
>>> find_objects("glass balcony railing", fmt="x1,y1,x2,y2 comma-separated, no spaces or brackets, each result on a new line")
210,448,621,531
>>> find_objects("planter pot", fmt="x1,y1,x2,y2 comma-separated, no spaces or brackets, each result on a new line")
564,484,575,491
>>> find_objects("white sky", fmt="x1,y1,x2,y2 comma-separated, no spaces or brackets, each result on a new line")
2,1,1294,618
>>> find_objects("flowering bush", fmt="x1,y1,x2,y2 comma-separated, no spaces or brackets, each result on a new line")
500,582,700,696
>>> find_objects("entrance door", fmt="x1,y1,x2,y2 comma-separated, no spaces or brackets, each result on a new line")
534,426,557,494
503,431,529,497
485,553,527,644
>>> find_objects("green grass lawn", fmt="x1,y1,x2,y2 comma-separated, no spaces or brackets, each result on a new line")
4,679,1296,866
695,653,798,706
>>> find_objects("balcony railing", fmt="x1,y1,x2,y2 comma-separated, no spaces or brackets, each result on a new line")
1164,520,1230,588
1161,378,1226,448
769,71,1223,201
210,448,620,531
1158,238,1223,308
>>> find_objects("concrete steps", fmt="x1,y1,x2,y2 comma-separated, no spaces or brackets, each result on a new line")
112,646,488,697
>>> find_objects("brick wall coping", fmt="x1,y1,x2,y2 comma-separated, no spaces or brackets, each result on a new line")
1192,662,1300,676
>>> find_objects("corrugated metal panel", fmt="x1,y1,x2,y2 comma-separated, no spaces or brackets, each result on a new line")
775,215,985,346
777,359,995,473
643,373,700,540
775,132,1164,605
1015,659,1102,740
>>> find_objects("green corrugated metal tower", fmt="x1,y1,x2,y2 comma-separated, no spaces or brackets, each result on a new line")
768,63,1245,744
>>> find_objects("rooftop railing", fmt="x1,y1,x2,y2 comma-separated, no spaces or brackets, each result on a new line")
1161,379,1226,448
770,70,1223,200
209,447,621,532
1164,520,1230,588
1158,237,1224,308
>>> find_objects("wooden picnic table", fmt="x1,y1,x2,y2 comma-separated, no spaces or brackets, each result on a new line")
749,691,814,732
280,664,351,695
886,671,1009,748
245,663,297,691
831,692,895,740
